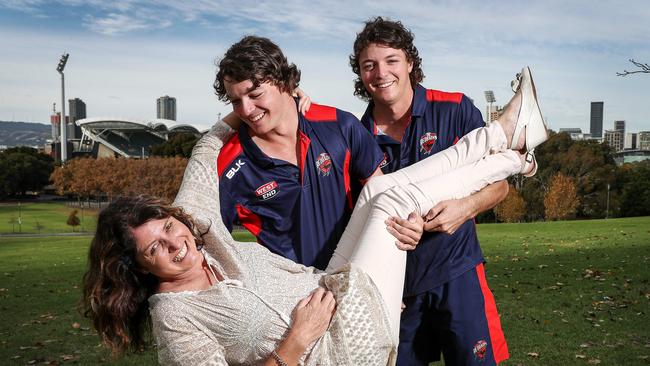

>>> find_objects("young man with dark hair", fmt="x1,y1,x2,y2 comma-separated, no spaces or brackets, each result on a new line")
214,35,423,270
351,17,510,366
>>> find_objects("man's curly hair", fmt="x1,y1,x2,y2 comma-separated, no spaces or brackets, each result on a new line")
350,17,424,101
214,35,300,102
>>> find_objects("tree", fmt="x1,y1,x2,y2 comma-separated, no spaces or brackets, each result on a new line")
544,173,580,220
150,133,199,158
67,210,81,232
619,161,650,217
0,147,54,197
617,59,650,77
494,185,526,223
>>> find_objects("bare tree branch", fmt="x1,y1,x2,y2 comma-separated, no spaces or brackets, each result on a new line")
617,59,650,76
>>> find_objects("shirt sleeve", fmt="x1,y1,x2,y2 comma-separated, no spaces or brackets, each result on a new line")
172,119,237,241
219,187,236,233
458,94,486,136
339,111,384,180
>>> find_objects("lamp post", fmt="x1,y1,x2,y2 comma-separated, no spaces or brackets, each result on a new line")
56,53,69,163
484,90,496,123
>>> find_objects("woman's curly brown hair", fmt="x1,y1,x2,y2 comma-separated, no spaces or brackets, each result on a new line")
350,17,425,101
214,35,301,102
81,195,206,355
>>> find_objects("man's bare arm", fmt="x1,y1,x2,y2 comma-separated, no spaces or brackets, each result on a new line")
423,180,509,235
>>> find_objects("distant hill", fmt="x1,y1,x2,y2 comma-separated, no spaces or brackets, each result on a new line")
0,121,51,148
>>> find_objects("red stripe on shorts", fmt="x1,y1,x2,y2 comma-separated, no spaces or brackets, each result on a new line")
476,263,510,363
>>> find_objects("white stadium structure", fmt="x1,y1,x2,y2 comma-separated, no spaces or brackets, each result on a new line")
76,117,202,158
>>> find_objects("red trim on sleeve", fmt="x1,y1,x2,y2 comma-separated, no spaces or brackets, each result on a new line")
476,263,510,363
235,203,262,236
453,136,460,145
298,131,311,185
217,134,243,177
343,150,352,209
304,103,337,121
426,89,463,104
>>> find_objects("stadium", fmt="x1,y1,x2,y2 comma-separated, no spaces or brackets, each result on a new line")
75,117,202,158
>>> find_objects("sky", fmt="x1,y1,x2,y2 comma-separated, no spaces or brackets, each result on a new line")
0,0,649,133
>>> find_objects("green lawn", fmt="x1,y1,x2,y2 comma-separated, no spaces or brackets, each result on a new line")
0,202,98,234
0,215,648,365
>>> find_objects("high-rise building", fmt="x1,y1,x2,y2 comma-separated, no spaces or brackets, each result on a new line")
614,120,625,132
612,120,625,149
68,98,86,139
485,105,503,124
157,95,176,121
624,133,637,150
50,112,69,142
590,102,604,138
604,129,624,151
638,131,650,150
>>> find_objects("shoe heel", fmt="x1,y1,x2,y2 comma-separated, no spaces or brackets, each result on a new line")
525,105,548,151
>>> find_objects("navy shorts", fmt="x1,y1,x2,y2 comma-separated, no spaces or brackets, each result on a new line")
397,263,509,366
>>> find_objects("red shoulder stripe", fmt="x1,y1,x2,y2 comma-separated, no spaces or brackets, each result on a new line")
304,103,337,122
426,89,463,104
236,204,262,236
217,134,243,177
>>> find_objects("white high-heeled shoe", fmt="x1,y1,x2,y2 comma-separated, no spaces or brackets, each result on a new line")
510,66,547,177
510,66,548,152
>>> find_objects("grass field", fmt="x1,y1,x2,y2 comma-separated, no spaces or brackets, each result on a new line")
0,202,98,234
0,205,648,365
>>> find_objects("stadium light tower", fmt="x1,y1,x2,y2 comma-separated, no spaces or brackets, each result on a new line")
56,53,69,162
484,90,496,123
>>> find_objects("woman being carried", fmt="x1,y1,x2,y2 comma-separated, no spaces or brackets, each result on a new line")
83,66,546,366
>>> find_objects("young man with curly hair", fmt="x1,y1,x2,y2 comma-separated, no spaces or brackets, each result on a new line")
214,35,422,271
350,17,510,366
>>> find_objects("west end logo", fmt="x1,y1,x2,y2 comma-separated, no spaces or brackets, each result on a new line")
419,132,437,154
315,152,332,177
255,181,279,200
380,152,390,168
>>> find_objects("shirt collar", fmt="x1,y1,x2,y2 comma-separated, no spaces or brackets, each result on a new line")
411,84,427,117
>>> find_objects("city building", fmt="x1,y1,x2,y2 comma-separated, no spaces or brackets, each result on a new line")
590,101,604,138
639,131,650,150
558,127,587,140
625,133,638,150
157,95,177,121
68,98,86,139
604,129,624,152
614,120,625,133
76,117,200,158
49,112,65,142
485,105,503,124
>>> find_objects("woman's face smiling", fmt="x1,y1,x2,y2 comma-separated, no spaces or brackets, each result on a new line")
132,216,202,282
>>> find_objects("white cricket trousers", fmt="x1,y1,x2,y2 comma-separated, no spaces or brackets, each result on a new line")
325,122,522,344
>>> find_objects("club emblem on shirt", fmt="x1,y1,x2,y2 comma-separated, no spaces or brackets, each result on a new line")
473,340,488,361
380,152,390,168
255,181,279,200
419,132,438,154
315,152,332,177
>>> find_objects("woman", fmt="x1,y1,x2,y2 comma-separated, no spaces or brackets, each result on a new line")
83,66,546,366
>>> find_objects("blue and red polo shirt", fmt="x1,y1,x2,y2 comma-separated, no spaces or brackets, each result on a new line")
218,101,384,270
360,84,486,297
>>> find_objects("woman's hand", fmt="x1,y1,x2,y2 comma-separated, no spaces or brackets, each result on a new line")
287,288,336,348
293,87,312,114
386,212,424,251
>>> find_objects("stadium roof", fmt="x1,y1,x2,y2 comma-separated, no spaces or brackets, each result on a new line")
76,117,201,158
